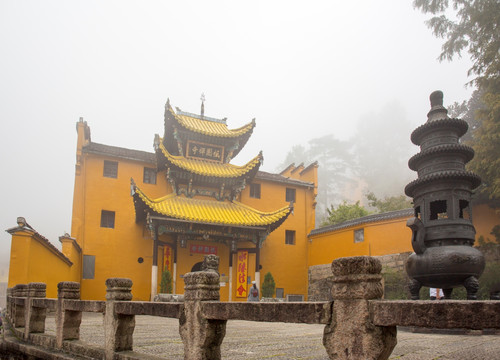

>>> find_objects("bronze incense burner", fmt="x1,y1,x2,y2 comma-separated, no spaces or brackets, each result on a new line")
405,90,484,300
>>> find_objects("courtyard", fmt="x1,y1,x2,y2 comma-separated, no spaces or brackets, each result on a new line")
35,312,500,359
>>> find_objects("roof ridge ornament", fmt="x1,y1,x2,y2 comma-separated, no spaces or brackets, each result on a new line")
200,92,205,118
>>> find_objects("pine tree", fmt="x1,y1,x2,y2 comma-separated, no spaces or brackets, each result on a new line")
160,270,173,293
261,272,276,298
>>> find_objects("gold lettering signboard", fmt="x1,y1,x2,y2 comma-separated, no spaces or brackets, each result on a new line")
186,140,224,163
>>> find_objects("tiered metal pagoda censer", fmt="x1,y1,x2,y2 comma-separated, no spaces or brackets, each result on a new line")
405,90,485,300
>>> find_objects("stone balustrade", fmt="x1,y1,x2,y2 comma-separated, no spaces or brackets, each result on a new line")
3,256,500,360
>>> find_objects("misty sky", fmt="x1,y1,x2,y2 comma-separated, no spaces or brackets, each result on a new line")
0,1,474,274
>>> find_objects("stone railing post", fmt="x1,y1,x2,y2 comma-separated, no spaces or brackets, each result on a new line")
6,287,13,322
56,281,82,349
24,282,47,339
104,278,135,360
323,256,397,360
13,284,28,328
179,267,226,360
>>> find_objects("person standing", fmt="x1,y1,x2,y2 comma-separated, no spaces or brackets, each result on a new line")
430,288,444,300
247,281,260,302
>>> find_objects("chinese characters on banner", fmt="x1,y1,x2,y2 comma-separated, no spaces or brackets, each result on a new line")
189,244,218,255
186,140,224,162
163,245,172,273
236,251,249,298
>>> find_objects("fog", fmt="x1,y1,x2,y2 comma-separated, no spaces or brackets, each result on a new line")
0,1,473,277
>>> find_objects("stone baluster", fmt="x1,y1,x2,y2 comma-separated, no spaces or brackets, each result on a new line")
13,284,28,328
6,287,13,322
56,281,81,349
323,256,397,360
179,255,226,360
24,282,47,339
104,278,135,360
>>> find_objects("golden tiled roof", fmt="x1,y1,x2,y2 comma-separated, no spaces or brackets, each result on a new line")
134,187,292,228
167,105,255,138
159,141,262,178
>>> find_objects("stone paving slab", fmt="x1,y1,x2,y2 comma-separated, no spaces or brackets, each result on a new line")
41,312,500,359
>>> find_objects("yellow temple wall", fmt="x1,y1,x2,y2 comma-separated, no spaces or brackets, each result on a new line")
240,177,316,300
72,148,170,300
8,230,77,298
308,203,500,268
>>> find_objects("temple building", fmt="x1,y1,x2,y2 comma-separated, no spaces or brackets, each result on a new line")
7,95,499,302
66,99,318,301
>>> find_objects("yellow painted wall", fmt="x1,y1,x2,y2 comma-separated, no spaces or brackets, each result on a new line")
308,203,500,268
240,164,317,300
68,129,317,301
8,230,77,298
73,151,169,300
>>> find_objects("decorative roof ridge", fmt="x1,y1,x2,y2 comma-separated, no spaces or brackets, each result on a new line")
59,234,82,253
176,109,226,124
309,208,414,236
279,163,295,175
6,226,73,266
300,161,319,175
166,101,255,138
135,187,291,216
231,199,293,216
132,185,292,230
158,140,263,177
291,163,304,174
83,142,156,163
255,170,314,187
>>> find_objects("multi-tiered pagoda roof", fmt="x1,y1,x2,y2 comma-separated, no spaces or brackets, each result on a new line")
132,100,292,244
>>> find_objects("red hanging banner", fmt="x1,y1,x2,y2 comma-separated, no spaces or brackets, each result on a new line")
236,251,249,298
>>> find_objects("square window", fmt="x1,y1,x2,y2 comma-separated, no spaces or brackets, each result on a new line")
103,160,118,178
250,183,261,199
276,288,284,298
83,255,95,279
286,188,296,202
100,210,115,228
143,167,157,184
354,228,364,243
285,230,296,245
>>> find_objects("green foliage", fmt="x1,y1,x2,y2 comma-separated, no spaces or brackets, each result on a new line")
467,90,500,201
322,201,370,226
413,0,500,87
383,258,500,300
445,261,500,300
477,235,487,247
414,0,500,202
261,272,276,298
160,270,173,294
366,192,412,213
382,268,410,300
491,225,500,244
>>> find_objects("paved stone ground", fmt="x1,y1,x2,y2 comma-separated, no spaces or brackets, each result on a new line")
41,313,500,359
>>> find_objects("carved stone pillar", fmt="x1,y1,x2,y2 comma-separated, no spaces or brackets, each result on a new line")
179,255,226,360
25,282,47,338
6,287,13,322
104,278,135,360
323,256,397,360
56,281,81,348
13,284,28,328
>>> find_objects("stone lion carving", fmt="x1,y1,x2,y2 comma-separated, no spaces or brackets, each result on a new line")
202,254,219,274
